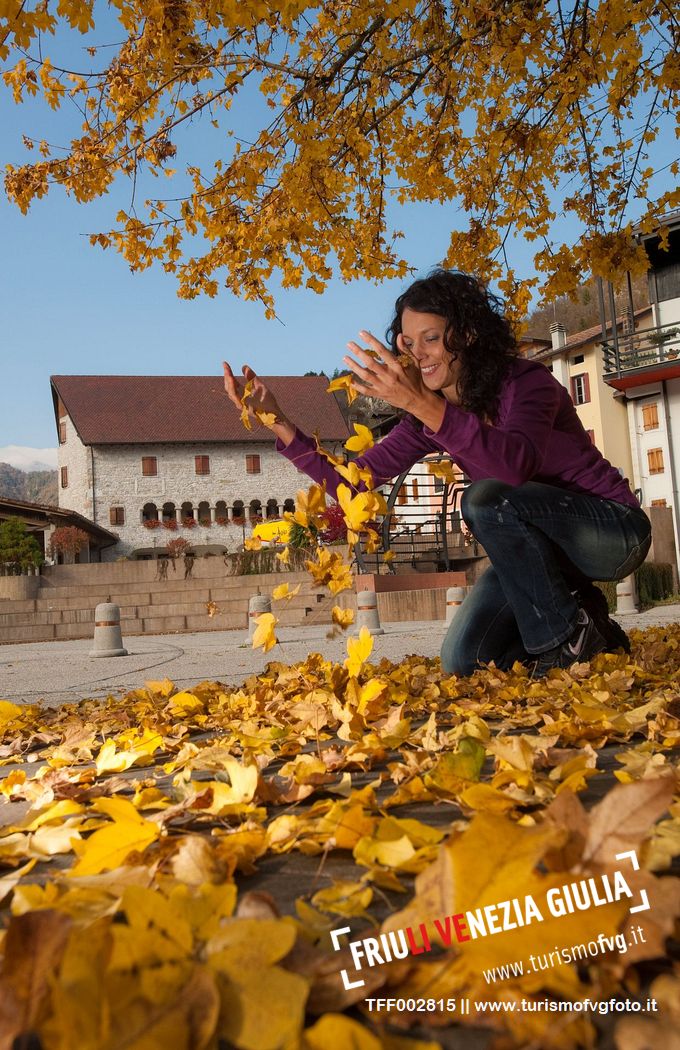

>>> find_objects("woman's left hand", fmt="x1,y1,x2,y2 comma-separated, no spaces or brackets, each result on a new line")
343,330,426,413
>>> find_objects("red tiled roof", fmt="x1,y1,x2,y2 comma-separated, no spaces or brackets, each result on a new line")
0,497,118,545
50,375,351,445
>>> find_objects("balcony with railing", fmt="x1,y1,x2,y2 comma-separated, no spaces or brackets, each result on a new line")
602,321,680,387
353,454,487,574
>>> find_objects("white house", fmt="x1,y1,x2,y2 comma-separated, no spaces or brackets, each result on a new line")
50,374,350,560
601,210,680,581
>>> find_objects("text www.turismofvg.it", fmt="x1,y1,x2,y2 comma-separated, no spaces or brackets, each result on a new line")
481,923,646,984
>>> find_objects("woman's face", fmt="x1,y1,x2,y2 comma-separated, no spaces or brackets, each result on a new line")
398,308,460,397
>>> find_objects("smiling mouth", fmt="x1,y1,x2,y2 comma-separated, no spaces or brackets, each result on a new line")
420,364,439,376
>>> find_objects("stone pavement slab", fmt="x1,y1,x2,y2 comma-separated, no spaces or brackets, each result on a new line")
0,621,437,707
1,604,679,706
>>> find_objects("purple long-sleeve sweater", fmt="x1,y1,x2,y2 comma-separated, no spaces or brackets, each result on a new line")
275,357,639,509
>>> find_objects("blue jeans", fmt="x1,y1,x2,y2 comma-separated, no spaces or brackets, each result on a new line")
441,479,652,675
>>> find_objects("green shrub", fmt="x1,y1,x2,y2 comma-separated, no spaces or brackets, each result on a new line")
635,561,674,605
226,546,310,576
597,562,675,611
0,519,44,573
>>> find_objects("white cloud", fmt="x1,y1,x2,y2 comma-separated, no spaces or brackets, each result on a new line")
0,445,58,472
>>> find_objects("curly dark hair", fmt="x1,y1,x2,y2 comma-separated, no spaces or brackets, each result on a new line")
385,269,518,422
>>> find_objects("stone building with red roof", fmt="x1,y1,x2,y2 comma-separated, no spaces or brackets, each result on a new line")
50,374,350,560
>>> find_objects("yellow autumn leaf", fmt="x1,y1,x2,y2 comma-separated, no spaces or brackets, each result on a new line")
168,690,204,716
326,372,358,405
305,546,353,595
0,700,24,722
345,626,374,678
272,582,301,601
385,812,629,981
331,605,354,628
70,797,161,876
239,378,254,430
354,832,416,870
144,678,176,698
334,460,375,487
243,536,262,551
95,727,162,774
304,1014,381,1050
254,408,277,427
218,967,308,1049
252,612,278,652
194,760,258,809
344,423,374,454
425,738,487,793
292,482,327,529
275,545,290,564
311,879,373,917
427,459,457,484
336,483,386,536
0,770,26,797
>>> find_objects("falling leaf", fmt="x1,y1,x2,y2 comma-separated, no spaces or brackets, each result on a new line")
272,582,301,602
345,423,375,454
427,460,456,484
327,373,358,405
331,606,354,629
345,627,374,678
239,378,254,430
254,408,277,427
252,612,278,653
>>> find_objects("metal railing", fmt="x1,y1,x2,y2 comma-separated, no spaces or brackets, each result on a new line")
354,455,482,573
602,321,680,378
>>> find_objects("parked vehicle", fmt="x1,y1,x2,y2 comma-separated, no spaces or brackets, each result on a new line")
251,518,292,544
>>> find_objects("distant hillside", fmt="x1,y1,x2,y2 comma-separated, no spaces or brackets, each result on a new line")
524,272,651,339
0,463,58,505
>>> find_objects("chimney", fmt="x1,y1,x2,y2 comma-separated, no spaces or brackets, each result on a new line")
550,322,567,351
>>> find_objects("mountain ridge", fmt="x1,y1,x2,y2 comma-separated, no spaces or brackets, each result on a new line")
0,463,58,506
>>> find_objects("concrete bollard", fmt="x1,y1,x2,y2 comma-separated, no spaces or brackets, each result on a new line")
247,594,272,642
355,590,384,636
90,603,128,658
615,574,639,615
445,586,466,624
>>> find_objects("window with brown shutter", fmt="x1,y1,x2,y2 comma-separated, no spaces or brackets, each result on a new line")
141,456,157,476
109,507,125,526
60,466,68,488
642,403,659,430
570,373,590,405
245,454,261,474
647,448,665,475
650,499,667,507
412,478,419,501
397,485,407,505
195,455,210,475
58,421,67,444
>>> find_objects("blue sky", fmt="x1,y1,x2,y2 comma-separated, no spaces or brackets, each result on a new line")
0,18,677,461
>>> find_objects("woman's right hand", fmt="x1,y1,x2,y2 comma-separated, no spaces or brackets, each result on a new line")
222,363,295,445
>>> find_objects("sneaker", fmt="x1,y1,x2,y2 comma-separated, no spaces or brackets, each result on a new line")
571,581,631,654
532,608,608,678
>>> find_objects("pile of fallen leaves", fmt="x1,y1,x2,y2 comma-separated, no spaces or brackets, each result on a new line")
0,622,679,1048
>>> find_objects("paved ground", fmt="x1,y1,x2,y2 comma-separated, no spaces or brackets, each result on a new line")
1,604,679,706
